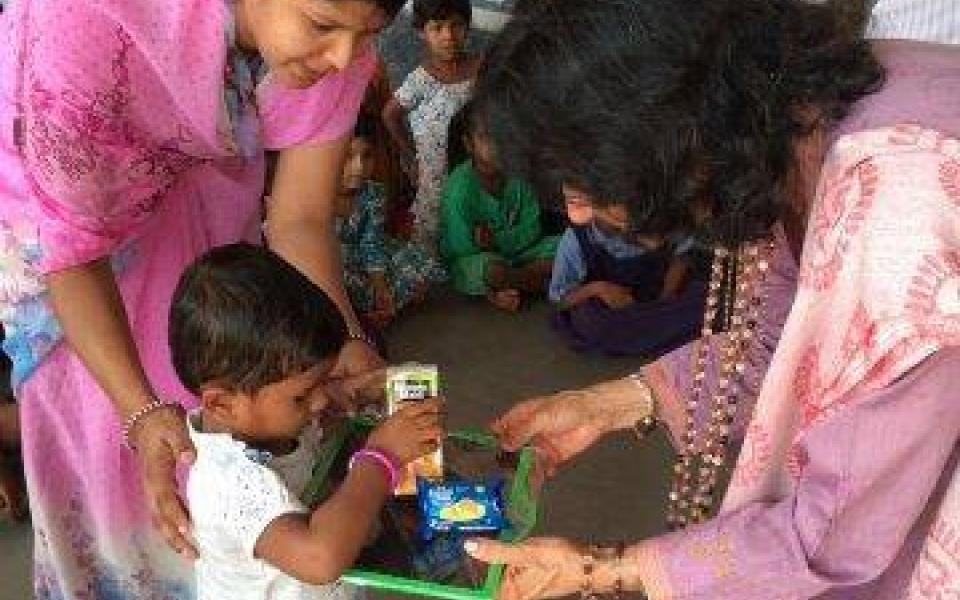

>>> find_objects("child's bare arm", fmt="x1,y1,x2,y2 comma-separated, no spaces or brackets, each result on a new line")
253,400,443,584
660,258,690,299
381,99,416,169
253,461,389,585
557,282,601,309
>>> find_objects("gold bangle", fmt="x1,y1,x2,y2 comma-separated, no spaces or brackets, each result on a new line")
613,542,625,599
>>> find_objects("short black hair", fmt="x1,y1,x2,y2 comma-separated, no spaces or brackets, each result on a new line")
353,110,378,142
475,0,883,245
169,243,347,394
446,100,476,172
369,0,407,19
413,0,472,30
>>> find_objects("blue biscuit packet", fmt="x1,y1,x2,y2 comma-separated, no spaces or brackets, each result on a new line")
418,478,507,534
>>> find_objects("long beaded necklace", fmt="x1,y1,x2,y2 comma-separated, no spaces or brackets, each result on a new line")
665,238,774,529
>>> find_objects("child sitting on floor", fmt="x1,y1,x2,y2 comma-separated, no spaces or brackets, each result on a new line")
382,0,480,252
549,194,707,357
170,243,443,599
440,103,559,311
337,113,446,328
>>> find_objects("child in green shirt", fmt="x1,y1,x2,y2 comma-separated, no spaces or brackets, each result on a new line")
439,103,559,311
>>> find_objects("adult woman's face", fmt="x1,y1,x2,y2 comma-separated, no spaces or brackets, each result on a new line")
240,0,387,89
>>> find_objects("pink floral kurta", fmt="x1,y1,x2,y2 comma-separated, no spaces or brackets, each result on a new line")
638,41,960,599
0,1,373,597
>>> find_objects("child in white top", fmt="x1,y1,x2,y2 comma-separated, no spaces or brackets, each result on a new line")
382,0,480,252
169,243,443,600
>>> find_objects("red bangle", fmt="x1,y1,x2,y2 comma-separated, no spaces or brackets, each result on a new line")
348,448,400,490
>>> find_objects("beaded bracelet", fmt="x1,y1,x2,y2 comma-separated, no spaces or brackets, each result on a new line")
612,542,625,599
347,328,376,350
349,448,400,491
122,398,178,450
580,547,598,600
580,543,626,600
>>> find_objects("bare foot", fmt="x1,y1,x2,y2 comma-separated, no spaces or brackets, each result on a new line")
0,459,27,522
486,289,522,312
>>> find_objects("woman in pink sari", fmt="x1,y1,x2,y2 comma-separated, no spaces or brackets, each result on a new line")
0,0,403,597
465,1,959,598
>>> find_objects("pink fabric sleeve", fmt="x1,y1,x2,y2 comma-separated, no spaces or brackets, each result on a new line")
258,49,376,150
634,347,960,599
18,2,206,274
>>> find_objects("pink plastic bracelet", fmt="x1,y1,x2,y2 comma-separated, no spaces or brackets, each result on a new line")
348,448,400,491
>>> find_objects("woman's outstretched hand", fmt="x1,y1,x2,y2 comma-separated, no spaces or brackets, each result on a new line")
464,537,584,600
492,377,655,480
491,389,613,479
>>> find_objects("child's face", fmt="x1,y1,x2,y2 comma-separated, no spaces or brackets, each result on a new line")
562,187,595,225
563,187,663,249
419,15,468,61
243,0,387,89
341,137,376,192
467,129,499,176
216,361,338,445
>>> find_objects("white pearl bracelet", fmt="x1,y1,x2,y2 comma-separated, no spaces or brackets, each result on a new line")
122,398,176,450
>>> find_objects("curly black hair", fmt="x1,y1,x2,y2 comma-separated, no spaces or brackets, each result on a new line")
474,0,884,245
169,243,347,394
413,0,472,30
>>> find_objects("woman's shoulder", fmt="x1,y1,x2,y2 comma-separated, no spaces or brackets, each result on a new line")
803,124,959,290
822,125,959,207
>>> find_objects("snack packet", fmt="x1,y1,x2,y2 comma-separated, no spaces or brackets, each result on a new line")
417,478,507,536
385,364,443,494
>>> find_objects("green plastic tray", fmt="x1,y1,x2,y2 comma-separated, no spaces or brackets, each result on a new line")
306,422,539,600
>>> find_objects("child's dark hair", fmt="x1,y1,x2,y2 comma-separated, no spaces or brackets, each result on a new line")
169,243,347,394
446,100,476,173
370,0,407,19
413,0,472,30
353,111,378,142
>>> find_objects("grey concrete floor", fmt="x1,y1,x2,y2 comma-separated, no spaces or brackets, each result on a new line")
0,291,674,599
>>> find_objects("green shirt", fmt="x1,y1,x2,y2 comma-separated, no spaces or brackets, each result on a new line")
440,161,546,261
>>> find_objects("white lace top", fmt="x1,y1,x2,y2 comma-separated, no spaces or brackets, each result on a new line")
187,414,362,600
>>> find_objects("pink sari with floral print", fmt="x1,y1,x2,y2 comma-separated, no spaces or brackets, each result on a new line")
0,1,373,597
638,41,960,599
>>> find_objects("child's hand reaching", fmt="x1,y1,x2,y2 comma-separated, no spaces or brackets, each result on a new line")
589,281,635,309
370,279,396,326
474,223,494,250
367,398,444,465
363,273,395,328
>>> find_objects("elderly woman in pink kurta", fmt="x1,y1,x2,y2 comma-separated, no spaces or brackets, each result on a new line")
464,1,959,599
0,0,403,597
